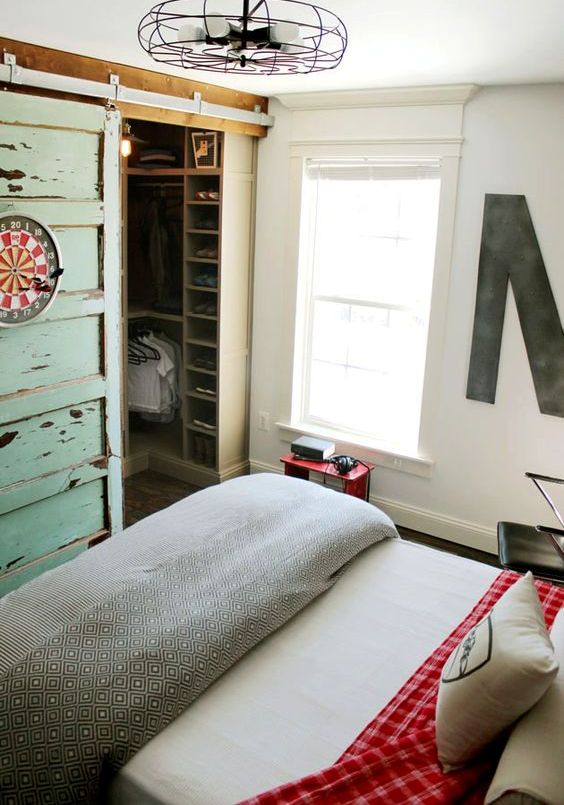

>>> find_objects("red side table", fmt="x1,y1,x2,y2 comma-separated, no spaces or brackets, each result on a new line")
280,453,375,501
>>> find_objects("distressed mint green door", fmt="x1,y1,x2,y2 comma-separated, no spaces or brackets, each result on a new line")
0,91,122,595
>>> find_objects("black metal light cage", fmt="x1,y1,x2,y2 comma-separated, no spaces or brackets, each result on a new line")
138,0,348,75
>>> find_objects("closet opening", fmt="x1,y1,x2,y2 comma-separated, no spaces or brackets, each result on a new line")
121,115,254,503
123,120,188,481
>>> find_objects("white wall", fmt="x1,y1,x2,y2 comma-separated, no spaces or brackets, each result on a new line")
249,84,564,553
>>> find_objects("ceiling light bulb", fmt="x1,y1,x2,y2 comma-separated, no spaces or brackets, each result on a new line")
281,34,306,54
271,21,300,44
177,22,205,43
205,16,230,39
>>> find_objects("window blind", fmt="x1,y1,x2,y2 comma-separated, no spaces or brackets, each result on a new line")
304,159,441,181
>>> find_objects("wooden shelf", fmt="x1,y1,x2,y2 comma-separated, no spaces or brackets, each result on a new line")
128,305,182,322
187,257,219,265
186,285,218,293
187,228,219,235
186,200,220,206
186,337,217,348
187,390,217,402
187,313,218,321
126,167,186,176
186,168,221,175
185,363,217,376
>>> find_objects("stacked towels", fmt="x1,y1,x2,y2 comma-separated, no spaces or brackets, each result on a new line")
137,148,177,168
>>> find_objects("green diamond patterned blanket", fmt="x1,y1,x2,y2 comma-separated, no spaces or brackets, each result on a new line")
0,473,397,803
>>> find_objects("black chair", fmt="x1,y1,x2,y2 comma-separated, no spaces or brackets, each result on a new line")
497,473,564,583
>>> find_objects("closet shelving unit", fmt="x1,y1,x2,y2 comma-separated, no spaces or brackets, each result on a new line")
122,119,255,487
184,163,222,469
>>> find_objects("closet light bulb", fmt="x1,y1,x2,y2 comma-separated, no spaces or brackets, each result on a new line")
205,16,230,39
120,138,132,158
271,21,300,44
177,22,205,43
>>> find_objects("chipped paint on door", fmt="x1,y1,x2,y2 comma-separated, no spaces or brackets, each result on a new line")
0,317,101,394
0,91,123,595
0,126,100,199
0,402,104,487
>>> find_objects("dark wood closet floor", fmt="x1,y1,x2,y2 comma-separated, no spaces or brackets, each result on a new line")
123,470,200,527
123,470,500,568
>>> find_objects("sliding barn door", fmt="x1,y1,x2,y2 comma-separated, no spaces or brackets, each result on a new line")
0,91,122,595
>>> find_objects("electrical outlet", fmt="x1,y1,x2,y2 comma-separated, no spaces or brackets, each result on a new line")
258,411,270,431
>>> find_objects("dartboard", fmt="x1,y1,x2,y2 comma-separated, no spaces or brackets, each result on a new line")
0,213,63,327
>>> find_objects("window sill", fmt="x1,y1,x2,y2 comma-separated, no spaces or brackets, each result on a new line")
276,421,434,479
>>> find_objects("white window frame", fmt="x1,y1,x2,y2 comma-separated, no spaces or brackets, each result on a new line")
284,140,462,477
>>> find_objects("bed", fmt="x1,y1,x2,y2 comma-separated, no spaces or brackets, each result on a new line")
0,473,561,804
110,535,499,805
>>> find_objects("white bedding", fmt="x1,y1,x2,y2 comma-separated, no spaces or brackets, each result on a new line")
110,538,499,805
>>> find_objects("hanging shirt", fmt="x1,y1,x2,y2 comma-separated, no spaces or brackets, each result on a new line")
127,336,174,414
144,333,176,418
136,333,182,423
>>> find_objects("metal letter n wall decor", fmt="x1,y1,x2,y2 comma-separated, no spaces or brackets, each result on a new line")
466,193,564,418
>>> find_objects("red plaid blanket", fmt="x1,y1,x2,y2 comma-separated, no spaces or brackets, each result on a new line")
241,571,563,805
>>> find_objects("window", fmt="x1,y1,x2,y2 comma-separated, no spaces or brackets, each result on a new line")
294,159,441,454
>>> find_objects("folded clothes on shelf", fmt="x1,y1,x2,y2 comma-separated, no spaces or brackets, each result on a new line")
137,148,177,167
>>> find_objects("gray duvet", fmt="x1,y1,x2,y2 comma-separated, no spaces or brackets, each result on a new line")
0,473,397,803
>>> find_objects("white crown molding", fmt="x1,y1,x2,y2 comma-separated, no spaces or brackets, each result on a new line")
249,459,497,555
275,84,480,111
290,137,463,146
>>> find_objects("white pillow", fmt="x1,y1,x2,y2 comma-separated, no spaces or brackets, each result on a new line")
435,572,558,770
485,607,564,805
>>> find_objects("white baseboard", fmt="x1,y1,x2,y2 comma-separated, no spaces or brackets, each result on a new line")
124,449,250,488
250,460,286,477
149,453,216,487
123,451,149,478
249,459,498,555
372,496,497,555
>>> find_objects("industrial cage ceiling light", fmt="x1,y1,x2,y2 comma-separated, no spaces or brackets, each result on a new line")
138,0,347,75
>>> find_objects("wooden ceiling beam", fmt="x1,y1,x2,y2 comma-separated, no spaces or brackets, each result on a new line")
0,37,270,138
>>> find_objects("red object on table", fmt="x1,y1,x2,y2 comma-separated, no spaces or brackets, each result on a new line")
280,453,374,501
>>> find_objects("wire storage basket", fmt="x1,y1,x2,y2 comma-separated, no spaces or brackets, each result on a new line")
192,131,218,168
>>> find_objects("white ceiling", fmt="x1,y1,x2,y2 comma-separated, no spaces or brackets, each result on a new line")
4,1,564,99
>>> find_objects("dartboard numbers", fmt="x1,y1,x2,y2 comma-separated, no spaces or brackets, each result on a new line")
0,214,63,327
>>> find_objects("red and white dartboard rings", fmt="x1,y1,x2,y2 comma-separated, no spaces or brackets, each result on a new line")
0,213,63,327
